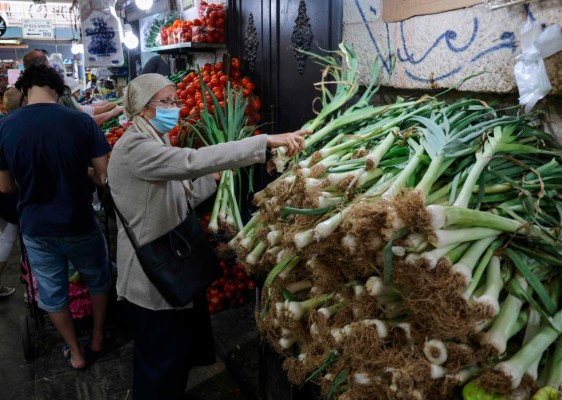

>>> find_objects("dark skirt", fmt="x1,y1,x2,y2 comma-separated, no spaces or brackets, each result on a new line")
125,293,216,400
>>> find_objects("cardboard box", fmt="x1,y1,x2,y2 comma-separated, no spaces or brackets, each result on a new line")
382,0,482,22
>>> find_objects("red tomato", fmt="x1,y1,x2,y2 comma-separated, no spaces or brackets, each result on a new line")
231,70,241,79
177,82,186,90
186,85,196,95
231,57,241,70
213,91,224,102
247,280,256,289
214,62,223,72
219,75,228,85
210,78,219,87
186,98,196,108
169,126,180,136
253,129,261,136
252,98,261,110
180,107,189,118
169,135,179,147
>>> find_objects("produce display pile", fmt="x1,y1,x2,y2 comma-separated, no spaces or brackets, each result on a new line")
230,44,562,399
168,60,263,237
143,1,226,47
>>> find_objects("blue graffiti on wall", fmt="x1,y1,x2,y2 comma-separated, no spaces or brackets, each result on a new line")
353,0,518,83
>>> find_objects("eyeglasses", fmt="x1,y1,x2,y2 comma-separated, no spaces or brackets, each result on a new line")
149,99,182,107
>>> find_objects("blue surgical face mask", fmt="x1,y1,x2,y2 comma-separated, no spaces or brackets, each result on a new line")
149,106,180,133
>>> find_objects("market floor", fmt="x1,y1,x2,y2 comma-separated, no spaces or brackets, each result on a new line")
0,239,259,400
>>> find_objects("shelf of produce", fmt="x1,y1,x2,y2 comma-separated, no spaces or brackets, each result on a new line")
146,42,226,54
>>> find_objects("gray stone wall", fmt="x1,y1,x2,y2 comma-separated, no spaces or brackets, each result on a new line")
344,0,562,94
344,0,562,140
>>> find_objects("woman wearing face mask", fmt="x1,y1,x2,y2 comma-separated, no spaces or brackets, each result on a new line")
107,74,309,400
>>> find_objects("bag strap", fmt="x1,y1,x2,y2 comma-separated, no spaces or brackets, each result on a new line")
105,181,141,251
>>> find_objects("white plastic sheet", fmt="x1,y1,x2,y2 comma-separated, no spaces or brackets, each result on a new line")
514,19,562,113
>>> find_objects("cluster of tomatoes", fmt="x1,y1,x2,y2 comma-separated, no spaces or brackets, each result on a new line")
199,212,256,314
207,259,256,314
168,58,262,147
104,122,132,148
161,2,226,45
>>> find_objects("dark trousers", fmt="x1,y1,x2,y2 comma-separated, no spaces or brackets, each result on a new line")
126,299,214,400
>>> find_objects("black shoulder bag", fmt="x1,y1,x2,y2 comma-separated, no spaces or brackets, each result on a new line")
108,184,222,307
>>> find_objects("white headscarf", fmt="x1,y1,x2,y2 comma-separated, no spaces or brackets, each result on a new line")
124,73,175,142
124,73,195,196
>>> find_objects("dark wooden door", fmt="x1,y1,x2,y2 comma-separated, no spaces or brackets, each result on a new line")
228,3,343,399
228,0,343,134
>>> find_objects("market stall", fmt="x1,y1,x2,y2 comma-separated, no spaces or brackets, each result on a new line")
103,0,562,399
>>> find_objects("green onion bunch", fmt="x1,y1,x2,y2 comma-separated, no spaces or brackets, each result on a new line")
235,44,562,399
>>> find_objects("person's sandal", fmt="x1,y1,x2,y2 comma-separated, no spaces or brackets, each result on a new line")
60,344,88,371
0,286,15,297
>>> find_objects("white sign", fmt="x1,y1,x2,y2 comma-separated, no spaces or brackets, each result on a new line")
22,19,54,39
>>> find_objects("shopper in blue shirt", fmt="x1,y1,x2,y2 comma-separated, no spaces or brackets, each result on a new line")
0,65,112,370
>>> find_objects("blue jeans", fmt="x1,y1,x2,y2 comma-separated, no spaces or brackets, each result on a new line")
23,228,111,313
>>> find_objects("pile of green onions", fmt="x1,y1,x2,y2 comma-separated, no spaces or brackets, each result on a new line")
234,44,562,399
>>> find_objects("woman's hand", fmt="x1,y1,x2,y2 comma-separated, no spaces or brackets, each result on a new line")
266,129,311,156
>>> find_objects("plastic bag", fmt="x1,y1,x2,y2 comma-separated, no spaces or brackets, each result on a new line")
514,20,561,113
535,24,562,59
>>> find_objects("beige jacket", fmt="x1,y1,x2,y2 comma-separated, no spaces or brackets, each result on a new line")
108,129,268,310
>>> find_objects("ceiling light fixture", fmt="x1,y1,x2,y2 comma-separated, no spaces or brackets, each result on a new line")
123,23,139,49
71,40,84,54
135,0,153,11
